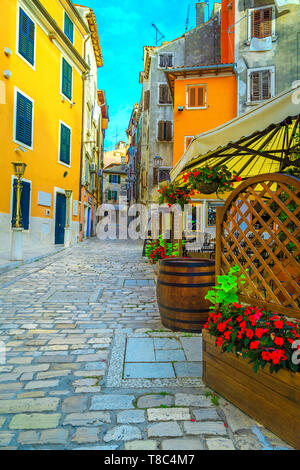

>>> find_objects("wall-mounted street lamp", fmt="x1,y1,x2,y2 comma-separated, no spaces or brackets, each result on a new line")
10,161,27,261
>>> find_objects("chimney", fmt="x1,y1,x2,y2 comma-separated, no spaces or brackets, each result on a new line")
196,1,206,27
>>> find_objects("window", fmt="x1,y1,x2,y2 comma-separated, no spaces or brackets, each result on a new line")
144,90,150,111
207,202,224,227
15,91,33,148
108,190,118,200
159,54,173,68
109,174,120,184
158,84,172,104
187,85,206,109
251,7,273,39
157,121,172,141
185,136,194,151
11,179,31,230
64,12,74,43
248,68,274,102
59,122,71,165
62,58,72,100
18,7,35,66
153,167,171,185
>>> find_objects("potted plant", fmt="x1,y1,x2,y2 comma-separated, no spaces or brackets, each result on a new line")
202,265,300,449
183,165,241,195
158,183,192,209
145,236,184,264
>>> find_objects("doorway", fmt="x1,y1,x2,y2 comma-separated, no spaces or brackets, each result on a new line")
55,192,66,244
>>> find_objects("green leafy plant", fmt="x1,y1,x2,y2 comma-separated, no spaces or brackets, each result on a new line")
205,265,246,314
205,390,220,406
145,235,186,263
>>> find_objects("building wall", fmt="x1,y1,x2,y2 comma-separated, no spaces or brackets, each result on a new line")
235,0,300,114
141,39,185,206
173,74,237,165
184,15,221,66
221,0,235,64
0,0,87,252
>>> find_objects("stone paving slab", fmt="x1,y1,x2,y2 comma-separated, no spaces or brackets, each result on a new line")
0,238,294,450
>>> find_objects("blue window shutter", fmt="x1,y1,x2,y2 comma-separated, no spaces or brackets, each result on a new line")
62,58,72,100
60,124,71,165
19,8,35,65
12,180,31,230
64,13,74,43
16,92,33,147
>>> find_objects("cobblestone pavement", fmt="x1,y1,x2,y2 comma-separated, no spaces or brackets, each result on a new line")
0,239,293,450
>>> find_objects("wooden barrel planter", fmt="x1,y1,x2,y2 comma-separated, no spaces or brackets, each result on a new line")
156,258,215,332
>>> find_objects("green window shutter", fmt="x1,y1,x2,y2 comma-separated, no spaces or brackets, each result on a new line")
60,123,71,165
16,92,33,147
109,175,112,183
64,13,74,43
108,190,111,200
19,8,35,65
118,175,120,184
62,58,72,100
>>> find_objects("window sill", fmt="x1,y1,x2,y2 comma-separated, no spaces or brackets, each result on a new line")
244,35,277,46
245,99,272,106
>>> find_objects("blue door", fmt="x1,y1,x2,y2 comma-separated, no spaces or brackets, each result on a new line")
86,207,91,238
55,193,66,244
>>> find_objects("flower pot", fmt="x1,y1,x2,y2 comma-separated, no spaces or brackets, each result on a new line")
202,329,300,449
195,181,218,194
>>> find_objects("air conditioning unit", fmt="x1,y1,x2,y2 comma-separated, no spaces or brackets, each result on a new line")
90,162,97,173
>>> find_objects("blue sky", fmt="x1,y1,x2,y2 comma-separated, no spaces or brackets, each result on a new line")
82,1,216,150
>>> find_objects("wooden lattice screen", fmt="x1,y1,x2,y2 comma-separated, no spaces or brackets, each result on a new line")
216,173,300,319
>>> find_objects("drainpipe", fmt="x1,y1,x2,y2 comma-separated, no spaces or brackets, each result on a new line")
79,33,91,240
234,62,240,117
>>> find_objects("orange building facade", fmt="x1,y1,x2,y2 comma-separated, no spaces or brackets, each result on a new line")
220,0,235,64
167,64,237,166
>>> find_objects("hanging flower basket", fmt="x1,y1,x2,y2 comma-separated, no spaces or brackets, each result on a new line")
183,165,242,195
194,181,219,194
158,183,192,209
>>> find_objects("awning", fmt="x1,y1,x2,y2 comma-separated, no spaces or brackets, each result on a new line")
171,86,300,184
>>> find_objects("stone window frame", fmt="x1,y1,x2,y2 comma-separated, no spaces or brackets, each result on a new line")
157,52,174,69
247,5,276,43
246,65,275,104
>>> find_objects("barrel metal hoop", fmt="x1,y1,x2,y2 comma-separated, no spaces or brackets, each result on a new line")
159,270,215,277
159,311,207,325
160,260,215,268
157,279,215,288
158,301,209,313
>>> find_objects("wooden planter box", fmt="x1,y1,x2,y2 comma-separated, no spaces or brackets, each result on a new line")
202,329,300,449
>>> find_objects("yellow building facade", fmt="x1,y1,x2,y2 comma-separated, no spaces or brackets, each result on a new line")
0,0,89,253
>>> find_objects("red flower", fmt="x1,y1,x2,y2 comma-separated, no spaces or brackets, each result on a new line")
255,328,264,339
216,337,223,347
233,302,242,309
274,320,284,329
249,340,260,350
274,337,284,346
246,329,254,339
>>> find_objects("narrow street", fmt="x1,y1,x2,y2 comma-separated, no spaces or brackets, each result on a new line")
0,239,292,450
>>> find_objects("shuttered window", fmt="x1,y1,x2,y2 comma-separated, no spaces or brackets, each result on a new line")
153,168,158,185
144,90,150,111
108,190,117,200
62,58,72,100
159,54,173,67
159,84,172,104
157,121,172,141
64,12,74,43
251,7,273,38
59,123,71,165
109,175,120,183
12,179,31,230
187,85,206,108
18,8,35,65
15,91,33,147
250,69,271,101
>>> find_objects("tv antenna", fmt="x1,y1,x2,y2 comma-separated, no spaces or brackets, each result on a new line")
185,3,190,32
152,23,165,45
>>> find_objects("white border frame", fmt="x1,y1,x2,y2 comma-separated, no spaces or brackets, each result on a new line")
13,86,34,151
53,186,72,244
186,84,207,110
247,5,276,42
63,10,74,44
16,2,36,71
58,120,72,168
247,65,275,103
157,82,173,106
185,135,194,151
60,55,73,103
10,175,32,231
157,52,174,69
